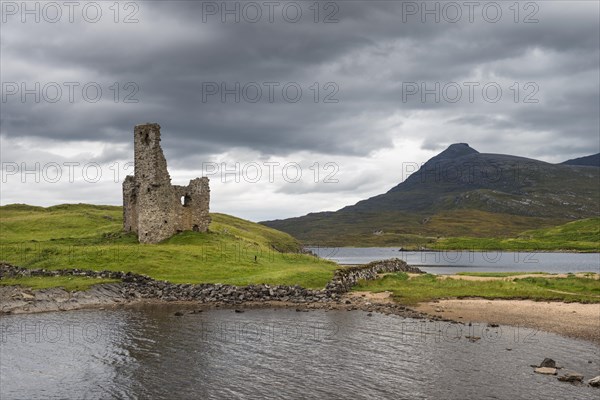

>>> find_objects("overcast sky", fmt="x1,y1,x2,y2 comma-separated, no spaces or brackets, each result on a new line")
1,1,599,221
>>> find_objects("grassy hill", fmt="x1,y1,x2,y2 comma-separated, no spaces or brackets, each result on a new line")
433,217,600,251
262,144,600,247
0,204,337,288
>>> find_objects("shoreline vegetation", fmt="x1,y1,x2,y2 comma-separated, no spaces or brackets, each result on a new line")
0,276,120,291
352,272,600,305
1,203,599,343
2,266,599,343
0,260,427,319
4,270,598,305
0,273,600,344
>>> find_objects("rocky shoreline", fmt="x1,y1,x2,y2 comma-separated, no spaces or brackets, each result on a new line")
0,259,431,318
4,261,600,388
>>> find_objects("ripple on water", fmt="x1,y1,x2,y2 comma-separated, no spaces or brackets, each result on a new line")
1,307,599,400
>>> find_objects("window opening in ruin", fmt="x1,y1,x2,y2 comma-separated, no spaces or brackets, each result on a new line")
141,131,150,145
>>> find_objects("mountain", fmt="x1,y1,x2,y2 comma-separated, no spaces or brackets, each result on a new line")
261,144,600,246
562,153,600,167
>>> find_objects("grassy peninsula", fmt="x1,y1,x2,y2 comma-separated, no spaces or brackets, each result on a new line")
0,204,337,289
2,204,598,305
354,272,600,304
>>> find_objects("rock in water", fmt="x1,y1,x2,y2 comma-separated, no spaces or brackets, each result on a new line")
587,376,600,387
558,372,584,383
540,358,556,368
534,367,557,375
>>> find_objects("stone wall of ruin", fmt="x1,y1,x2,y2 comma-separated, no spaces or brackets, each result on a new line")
123,123,211,244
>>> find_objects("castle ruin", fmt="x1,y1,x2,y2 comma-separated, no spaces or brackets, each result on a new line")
123,123,210,243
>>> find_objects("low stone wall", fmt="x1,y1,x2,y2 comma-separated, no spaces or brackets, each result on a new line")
0,264,153,283
0,258,423,305
326,258,424,293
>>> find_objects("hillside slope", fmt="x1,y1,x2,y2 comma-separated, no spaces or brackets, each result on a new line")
435,218,599,251
262,144,600,246
562,153,600,167
0,204,337,288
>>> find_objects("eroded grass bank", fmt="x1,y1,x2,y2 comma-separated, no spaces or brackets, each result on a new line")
353,272,600,305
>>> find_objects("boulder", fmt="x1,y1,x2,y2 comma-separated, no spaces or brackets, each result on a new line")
588,376,600,387
558,372,584,383
534,367,557,375
540,358,556,368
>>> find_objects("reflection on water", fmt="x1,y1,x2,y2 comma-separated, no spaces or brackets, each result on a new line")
308,247,600,274
1,306,599,399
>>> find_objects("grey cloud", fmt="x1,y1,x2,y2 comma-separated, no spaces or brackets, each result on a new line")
1,0,599,215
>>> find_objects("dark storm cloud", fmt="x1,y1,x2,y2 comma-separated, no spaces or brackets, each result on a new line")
1,0,599,163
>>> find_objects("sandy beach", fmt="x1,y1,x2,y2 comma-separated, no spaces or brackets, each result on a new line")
349,273,600,343
414,298,600,344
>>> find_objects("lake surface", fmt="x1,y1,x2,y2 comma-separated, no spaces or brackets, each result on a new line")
1,306,599,399
308,247,600,274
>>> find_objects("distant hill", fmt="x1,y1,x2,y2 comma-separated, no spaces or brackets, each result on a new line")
562,153,600,167
434,217,599,252
261,144,600,246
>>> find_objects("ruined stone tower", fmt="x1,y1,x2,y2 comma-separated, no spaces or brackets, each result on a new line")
123,123,210,243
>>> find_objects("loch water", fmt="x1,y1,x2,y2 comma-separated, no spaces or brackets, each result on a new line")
308,247,600,274
1,306,599,399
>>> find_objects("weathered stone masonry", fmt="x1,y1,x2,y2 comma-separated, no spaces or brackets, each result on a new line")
123,123,210,243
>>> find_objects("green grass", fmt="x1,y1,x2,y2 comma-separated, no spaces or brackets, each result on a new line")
432,218,600,252
0,276,120,291
264,209,599,251
0,204,338,289
353,272,600,305
264,209,569,247
0,204,126,242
